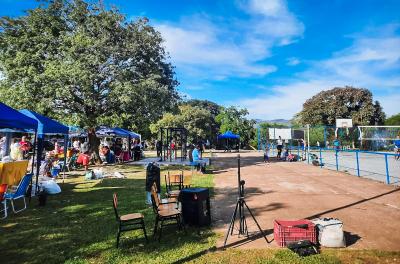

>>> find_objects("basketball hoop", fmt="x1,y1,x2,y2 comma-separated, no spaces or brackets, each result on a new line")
343,125,349,136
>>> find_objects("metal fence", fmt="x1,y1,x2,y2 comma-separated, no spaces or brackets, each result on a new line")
267,145,400,185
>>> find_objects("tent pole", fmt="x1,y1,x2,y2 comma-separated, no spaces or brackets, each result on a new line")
63,134,68,183
31,130,37,174
28,130,38,202
35,136,43,195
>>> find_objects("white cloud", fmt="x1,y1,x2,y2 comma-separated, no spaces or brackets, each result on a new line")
236,25,400,119
155,0,303,79
287,57,300,66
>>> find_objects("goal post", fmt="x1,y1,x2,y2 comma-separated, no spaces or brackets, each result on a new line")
357,126,400,141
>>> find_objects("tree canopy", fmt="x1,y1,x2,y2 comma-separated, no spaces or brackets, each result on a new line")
149,105,213,143
216,106,255,147
297,86,385,126
385,113,400,125
0,0,179,137
183,99,221,143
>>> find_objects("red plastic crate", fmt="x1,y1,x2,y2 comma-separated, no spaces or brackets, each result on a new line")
274,219,317,247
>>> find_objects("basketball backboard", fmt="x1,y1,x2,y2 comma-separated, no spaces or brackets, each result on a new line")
336,118,353,128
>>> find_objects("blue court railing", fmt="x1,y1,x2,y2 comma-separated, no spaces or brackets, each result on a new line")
266,146,399,185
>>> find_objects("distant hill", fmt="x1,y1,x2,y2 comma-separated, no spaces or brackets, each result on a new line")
255,119,291,126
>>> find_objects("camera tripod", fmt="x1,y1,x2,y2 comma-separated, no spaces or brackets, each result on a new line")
223,155,269,248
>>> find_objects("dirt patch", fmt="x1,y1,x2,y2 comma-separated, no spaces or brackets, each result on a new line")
211,151,400,251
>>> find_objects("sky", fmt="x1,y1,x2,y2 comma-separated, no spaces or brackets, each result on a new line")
1,0,399,120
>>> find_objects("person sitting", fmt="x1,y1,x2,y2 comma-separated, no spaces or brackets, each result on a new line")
283,148,289,161
193,145,206,173
101,146,115,164
76,151,91,171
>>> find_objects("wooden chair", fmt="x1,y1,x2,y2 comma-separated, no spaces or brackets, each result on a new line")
112,193,147,248
0,184,8,219
182,172,192,188
152,182,177,204
150,185,183,241
165,171,183,199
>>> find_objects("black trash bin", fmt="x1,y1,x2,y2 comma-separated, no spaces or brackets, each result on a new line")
179,188,211,227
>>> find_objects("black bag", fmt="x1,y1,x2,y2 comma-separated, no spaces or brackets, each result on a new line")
145,162,160,192
287,240,319,257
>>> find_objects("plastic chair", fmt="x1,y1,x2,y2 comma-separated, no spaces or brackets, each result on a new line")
4,173,33,213
0,184,8,219
112,193,147,248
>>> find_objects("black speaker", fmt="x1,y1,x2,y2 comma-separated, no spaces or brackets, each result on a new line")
179,188,211,227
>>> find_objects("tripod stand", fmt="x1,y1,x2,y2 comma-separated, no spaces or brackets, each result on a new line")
223,155,269,248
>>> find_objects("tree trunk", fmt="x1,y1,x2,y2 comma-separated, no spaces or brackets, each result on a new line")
88,128,101,164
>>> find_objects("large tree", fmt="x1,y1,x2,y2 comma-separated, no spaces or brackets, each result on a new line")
297,86,385,126
0,0,179,140
216,106,255,148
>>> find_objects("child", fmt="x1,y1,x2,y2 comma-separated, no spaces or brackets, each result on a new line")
283,148,289,161
263,145,269,163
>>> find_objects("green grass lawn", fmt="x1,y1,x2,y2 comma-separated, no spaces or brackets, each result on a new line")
1,164,399,264
1,165,216,264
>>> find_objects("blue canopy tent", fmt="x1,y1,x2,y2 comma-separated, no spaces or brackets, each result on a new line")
68,126,87,141
218,131,240,152
0,102,38,131
113,127,141,140
19,110,69,190
0,102,38,163
96,126,130,138
0,103,38,198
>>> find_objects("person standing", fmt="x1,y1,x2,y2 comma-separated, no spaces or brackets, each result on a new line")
276,136,283,159
394,135,400,161
263,145,269,163
0,136,6,159
73,138,81,150
333,137,341,151
170,140,176,160
10,138,23,160
156,140,162,158
19,136,31,159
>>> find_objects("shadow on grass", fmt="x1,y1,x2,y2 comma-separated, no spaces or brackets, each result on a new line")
1,174,216,264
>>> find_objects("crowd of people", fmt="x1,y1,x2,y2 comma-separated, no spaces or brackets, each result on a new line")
70,137,145,170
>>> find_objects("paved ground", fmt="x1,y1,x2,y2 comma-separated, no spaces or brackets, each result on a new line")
310,149,400,184
211,151,400,251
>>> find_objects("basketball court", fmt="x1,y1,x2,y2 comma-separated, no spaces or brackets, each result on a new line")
211,151,400,251
309,149,400,184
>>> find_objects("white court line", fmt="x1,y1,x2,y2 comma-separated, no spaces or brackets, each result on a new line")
385,204,400,210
